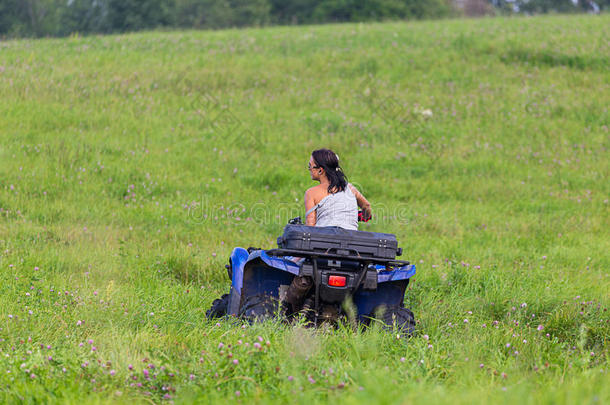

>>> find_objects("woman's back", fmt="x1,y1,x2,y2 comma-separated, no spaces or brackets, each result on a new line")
306,184,358,230
305,148,370,230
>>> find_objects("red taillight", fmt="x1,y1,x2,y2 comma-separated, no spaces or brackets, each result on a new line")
328,275,346,287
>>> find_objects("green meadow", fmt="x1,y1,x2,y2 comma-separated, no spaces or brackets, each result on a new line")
0,14,608,404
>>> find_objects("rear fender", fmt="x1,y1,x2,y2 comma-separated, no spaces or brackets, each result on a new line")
227,249,298,316
377,264,416,283
352,264,416,320
227,247,249,316
239,250,297,302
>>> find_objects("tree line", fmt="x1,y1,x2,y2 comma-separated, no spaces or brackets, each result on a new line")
0,0,607,38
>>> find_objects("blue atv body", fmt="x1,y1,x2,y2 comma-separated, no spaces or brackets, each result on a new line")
226,248,416,322
209,223,417,329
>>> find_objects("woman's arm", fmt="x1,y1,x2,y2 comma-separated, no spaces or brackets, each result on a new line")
349,184,372,221
304,188,317,226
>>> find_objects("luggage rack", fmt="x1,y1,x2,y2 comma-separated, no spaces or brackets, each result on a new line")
265,248,410,268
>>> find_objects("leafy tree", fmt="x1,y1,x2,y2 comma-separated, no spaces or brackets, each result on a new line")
269,0,319,24
58,0,108,36
174,0,233,29
106,0,175,32
0,0,63,36
311,0,451,23
0,0,19,34
227,0,271,27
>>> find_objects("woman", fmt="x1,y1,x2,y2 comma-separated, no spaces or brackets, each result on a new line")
282,149,373,311
304,149,371,229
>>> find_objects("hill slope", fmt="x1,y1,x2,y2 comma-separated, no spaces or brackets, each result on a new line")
0,15,608,404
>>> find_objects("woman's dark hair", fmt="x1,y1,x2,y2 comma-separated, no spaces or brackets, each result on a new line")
311,148,348,193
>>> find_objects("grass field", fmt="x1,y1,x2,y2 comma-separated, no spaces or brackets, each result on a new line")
0,14,609,404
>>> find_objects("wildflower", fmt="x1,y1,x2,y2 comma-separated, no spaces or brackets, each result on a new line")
143,369,149,378
189,374,195,380
253,342,261,350
308,376,316,384
288,376,294,381
506,343,511,348
479,364,484,369
91,347,97,352
521,303,527,308
218,343,224,349
464,319,469,323
235,391,241,397
88,339,93,345
400,357,405,362
233,359,239,365
423,335,429,341
110,370,116,376
76,320,82,326
128,364,133,370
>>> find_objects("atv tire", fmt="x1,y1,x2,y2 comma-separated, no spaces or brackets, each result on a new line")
372,305,416,334
239,294,285,322
206,294,229,319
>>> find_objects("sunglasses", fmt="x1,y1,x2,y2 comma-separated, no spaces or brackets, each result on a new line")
308,164,320,171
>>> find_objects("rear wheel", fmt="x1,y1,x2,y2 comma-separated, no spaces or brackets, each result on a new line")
371,305,416,334
206,294,229,319
239,294,285,322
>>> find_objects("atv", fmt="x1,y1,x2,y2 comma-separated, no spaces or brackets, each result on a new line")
207,215,416,332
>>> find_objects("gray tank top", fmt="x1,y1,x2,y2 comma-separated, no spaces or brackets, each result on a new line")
305,183,358,230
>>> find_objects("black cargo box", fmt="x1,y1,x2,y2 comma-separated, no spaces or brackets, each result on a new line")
277,225,400,259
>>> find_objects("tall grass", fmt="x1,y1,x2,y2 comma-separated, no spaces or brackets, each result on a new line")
0,14,608,404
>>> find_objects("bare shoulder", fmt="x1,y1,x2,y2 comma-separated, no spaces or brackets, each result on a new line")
306,185,327,202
